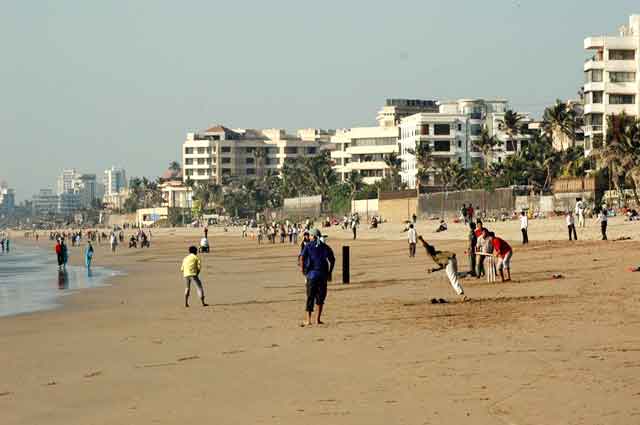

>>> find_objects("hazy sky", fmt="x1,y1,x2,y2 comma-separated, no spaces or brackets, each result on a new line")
1,1,638,201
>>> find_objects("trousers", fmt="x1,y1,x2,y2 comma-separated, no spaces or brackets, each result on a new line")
445,258,464,296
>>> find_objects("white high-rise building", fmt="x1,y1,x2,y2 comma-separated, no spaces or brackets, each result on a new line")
56,169,79,195
73,174,98,208
583,14,640,155
400,99,532,188
330,126,401,185
103,167,127,196
182,126,327,184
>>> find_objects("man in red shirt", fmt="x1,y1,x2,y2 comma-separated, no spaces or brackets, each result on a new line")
485,230,513,282
55,240,64,270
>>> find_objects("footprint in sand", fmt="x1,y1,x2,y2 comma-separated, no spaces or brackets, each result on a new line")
0,391,12,397
84,371,102,378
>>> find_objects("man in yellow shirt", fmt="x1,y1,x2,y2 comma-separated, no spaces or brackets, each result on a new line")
181,246,208,308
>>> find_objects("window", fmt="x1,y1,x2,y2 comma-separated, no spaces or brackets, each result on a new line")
185,158,193,165
265,158,275,165
185,147,194,154
197,169,206,176
185,169,193,176
609,72,635,83
457,157,462,163
420,124,429,135
585,69,603,83
520,140,529,150
246,168,255,175
221,146,231,153
197,147,205,154
470,124,482,136
284,147,298,154
197,158,205,165
457,140,462,148
221,157,231,164
434,140,450,151
609,49,635,60
457,123,463,131
506,140,517,152
592,91,603,104
307,147,317,154
584,136,591,151
267,147,278,155
245,147,255,153
245,157,254,164
434,124,450,135
609,94,635,104
593,134,603,149
222,168,232,175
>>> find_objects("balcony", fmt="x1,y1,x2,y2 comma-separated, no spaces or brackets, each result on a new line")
584,37,604,49
584,125,603,133
583,103,604,114
583,60,604,71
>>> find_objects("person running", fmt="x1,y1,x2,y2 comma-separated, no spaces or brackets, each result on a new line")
55,239,64,270
520,211,529,244
408,223,417,258
486,230,512,282
598,208,608,240
566,211,577,241
85,241,94,269
180,246,208,308
417,235,467,300
299,229,335,326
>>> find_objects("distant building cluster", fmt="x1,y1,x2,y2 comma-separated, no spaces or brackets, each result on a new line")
0,181,16,215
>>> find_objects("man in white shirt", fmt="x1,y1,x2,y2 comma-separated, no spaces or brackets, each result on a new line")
407,223,417,258
575,200,585,228
520,211,529,244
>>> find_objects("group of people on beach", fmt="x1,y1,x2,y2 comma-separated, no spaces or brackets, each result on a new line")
0,231,9,253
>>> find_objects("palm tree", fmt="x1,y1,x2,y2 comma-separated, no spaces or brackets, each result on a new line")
500,109,524,153
253,147,266,179
543,100,580,151
472,128,500,170
383,152,402,191
346,171,364,199
168,161,180,172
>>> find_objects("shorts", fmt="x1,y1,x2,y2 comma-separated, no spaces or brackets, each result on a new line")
499,250,513,270
305,276,327,312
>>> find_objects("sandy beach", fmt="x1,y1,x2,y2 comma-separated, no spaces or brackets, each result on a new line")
2,216,640,424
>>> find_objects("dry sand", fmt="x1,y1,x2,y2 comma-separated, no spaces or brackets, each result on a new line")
2,217,640,424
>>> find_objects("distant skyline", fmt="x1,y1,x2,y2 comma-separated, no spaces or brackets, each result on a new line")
1,1,638,201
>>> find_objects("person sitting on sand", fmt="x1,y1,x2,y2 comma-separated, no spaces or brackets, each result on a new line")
417,235,467,301
299,229,335,326
180,246,208,308
435,220,448,232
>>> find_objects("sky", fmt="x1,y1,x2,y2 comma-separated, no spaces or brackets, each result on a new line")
1,0,639,201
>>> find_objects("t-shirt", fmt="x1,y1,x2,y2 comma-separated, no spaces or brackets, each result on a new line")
474,228,484,238
492,237,512,257
407,228,417,243
300,241,336,281
520,215,528,229
181,254,201,277
566,214,574,226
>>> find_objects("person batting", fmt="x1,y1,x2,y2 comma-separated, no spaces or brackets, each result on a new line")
418,235,468,301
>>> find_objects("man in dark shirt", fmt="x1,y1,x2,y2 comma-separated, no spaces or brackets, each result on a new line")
299,229,336,326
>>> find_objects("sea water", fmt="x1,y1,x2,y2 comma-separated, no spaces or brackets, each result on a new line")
0,243,122,317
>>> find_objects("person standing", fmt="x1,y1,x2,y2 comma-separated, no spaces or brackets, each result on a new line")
566,211,577,241
110,232,118,253
180,246,208,308
460,203,468,224
204,225,208,239
299,229,335,326
55,239,64,270
417,236,467,300
408,224,417,258
85,241,94,268
520,211,529,244
351,218,358,240
467,205,475,223
61,239,69,269
475,221,491,278
412,213,417,224
575,199,586,228
598,208,608,240
468,222,477,276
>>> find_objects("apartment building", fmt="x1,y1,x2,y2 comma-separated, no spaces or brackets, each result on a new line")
0,182,15,214
56,169,79,195
103,167,127,196
399,99,533,188
32,189,59,216
330,126,400,185
399,113,469,187
73,174,99,208
182,126,326,184
583,14,640,155
376,99,439,127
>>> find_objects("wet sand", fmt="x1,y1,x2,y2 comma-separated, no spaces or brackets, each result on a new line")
2,217,640,424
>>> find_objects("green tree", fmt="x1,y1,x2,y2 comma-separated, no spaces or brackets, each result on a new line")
500,109,525,152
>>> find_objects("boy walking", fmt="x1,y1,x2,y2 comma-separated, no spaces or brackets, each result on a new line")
180,246,208,308
299,229,336,326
